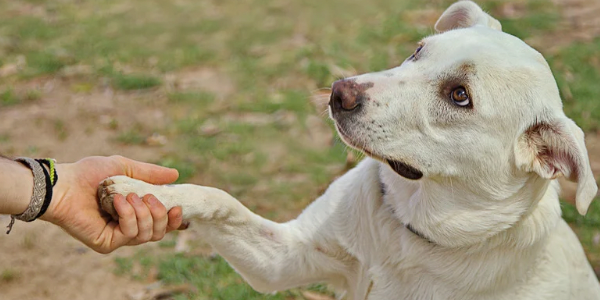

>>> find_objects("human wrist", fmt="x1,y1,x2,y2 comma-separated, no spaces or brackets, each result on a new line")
39,163,71,225
0,158,34,215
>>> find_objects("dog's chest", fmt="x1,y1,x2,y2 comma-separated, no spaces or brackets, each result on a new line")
346,220,596,300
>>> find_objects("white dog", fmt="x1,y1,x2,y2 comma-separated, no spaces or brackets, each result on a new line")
98,1,600,299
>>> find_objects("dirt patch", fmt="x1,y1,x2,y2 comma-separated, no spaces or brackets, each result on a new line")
0,77,174,161
0,217,148,300
0,78,178,300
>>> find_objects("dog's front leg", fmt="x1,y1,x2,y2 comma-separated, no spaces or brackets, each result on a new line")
98,176,353,293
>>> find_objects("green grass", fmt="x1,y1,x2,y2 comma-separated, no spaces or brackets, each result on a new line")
0,89,20,106
0,88,40,107
114,257,134,276
562,197,600,268
0,269,19,283
25,51,69,76
53,119,69,141
116,129,146,145
114,248,336,300
563,198,600,228
548,40,600,132
158,255,287,300
168,92,215,105
159,156,197,183
490,0,560,39
112,73,161,90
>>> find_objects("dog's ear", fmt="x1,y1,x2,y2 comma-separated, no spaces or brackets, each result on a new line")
515,118,598,215
435,1,502,33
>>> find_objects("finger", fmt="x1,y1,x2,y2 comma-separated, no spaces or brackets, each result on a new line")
143,194,169,241
127,193,153,244
166,206,184,232
112,155,179,185
113,194,138,239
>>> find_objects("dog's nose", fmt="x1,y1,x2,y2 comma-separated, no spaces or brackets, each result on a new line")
330,80,367,113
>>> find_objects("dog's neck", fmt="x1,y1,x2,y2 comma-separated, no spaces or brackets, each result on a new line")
378,161,562,249
378,161,563,292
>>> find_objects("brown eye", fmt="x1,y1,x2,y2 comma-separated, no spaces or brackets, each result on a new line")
451,87,470,107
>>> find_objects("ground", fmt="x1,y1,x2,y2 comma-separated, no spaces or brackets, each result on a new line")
0,0,599,299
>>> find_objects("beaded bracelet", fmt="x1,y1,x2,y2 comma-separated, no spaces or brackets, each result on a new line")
6,158,58,234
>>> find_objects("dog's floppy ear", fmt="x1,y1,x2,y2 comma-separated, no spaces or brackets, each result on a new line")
435,1,502,33
515,118,598,215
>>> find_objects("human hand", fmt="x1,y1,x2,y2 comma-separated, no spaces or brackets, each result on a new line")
40,155,183,254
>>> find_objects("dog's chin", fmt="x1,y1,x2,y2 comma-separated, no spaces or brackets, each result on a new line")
335,124,424,180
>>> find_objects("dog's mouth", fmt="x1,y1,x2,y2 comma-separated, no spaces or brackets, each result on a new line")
386,159,423,180
335,124,424,180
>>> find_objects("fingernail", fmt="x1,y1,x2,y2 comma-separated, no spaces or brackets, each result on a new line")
129,194,142,204
147,195,159,207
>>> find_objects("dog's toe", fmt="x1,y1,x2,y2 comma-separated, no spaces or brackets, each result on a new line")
97,179,120,221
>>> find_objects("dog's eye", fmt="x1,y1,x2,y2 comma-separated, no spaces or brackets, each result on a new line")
451,87,470,107
409,44,424,60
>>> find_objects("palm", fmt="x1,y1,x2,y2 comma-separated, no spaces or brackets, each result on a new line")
42,156,181,253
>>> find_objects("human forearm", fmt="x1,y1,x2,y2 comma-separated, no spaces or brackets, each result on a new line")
0,157,34,215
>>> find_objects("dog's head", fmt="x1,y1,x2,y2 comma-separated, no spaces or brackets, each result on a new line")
329,1,597,216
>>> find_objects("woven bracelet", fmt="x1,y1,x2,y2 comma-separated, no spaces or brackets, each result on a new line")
6,158,57,234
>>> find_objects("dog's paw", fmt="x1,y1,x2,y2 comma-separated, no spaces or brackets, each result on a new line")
97,175,154,220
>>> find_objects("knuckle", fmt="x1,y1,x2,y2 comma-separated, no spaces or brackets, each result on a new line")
151,206,167,219
110,154,125,161
123,226,139,239
124,231,138,239
120,207,135,219
151,232,165,242
136,234,152,243
135,208,151,220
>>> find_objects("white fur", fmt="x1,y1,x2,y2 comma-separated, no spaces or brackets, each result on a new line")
99,1,600,299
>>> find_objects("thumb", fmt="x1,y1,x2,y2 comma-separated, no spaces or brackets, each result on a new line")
113,156,179,184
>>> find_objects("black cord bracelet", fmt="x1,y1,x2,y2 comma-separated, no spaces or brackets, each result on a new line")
34,159,54,220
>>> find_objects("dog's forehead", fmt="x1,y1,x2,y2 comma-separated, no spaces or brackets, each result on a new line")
424,27,547,69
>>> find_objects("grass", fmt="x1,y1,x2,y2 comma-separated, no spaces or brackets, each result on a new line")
0,269,19,283
0,88,41,107
0,89,20,106
1,0,599,298
548,40,600,131
116,129,146,145
158,156,197,183
112,73,162,90
53,119,68,141
167,92,215,105
562,197,600,268
114,243,336,300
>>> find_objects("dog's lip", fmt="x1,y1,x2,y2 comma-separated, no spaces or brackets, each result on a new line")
335,123,424,180
386,159,423,180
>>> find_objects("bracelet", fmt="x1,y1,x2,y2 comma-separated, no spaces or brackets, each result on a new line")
6,158,58,234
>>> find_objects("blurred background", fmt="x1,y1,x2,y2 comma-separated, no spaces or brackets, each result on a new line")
0,0,599,299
